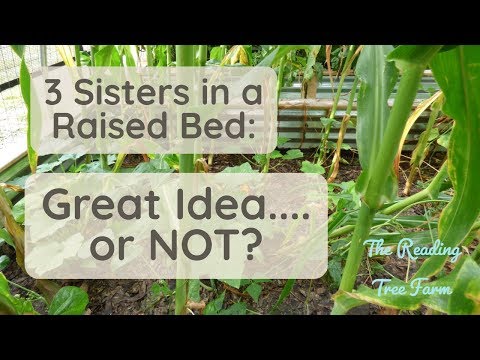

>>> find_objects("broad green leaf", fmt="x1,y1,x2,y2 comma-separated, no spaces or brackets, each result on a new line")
437,131,451,148
0,228,15,248
245,282,262,302
282,149,303,160
94,45,122,66
204,290,225,315
150,282,162,297
221,279,242,289
269,150,283,159
328,258,343,287
416,46,480,279
150,280,172,297
12,198,25,224
219,302,247,315
0,256,10,271
277,136,290,147
253,154,267,166
448,257,480,314
221,163,258,173
37,160,62,173
355,45,398,207
300,161,325,174
0,273,36,315
48,286,89,315
133,162,173,173
209,46,225,62
117,45,136,67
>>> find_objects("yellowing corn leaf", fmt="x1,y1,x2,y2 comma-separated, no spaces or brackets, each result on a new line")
56,45,76,67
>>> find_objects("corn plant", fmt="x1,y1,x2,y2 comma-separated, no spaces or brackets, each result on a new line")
175,45,196,315
332,45,480,314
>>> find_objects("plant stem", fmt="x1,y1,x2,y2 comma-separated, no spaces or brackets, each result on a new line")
318,45,356,165
74,45,82,66
220,45,227,57
329,224,356,238
146,45,154,66
76,45,90,164
40,46,47,67
90,45,97,66
404,96,443,195
327,76,359,181
90,45,110,170
364,68,425,209
329,167,451,240
166,46,172,66
175,45,196,315
382,162,449,215
6,279,47,305
263,55,287,173
334,48,441,305
338,202,375,292
112,154,126,173
198,45,207,66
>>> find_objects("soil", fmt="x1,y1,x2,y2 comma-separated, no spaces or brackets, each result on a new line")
2,149,450,315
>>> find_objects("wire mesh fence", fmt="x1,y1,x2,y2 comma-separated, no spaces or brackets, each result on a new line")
0,45,66,169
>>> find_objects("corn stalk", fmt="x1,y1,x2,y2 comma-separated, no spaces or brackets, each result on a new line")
175,45,196,315
332,46,442,314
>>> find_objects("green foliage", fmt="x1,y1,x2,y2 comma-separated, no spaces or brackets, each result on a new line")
0,228,15,248
355,45,398,207
0,256,10,271
334,257,480,314
270,278,295,313
245,282,262,302
415,46,480,279
204,290,226,314
300,161,325,174
0,273,36,315
221,162,258,173
48,286,89,315
12,198,25,224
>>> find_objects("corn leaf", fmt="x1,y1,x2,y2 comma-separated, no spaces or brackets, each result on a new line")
448,257,480,314
94,45,122,66
334,257,479,314
56,45,76,67
355,45,398,206
11,46,37,172
415,46,480,279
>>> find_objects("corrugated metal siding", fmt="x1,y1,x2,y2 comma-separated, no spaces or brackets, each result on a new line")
278,75,439,150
